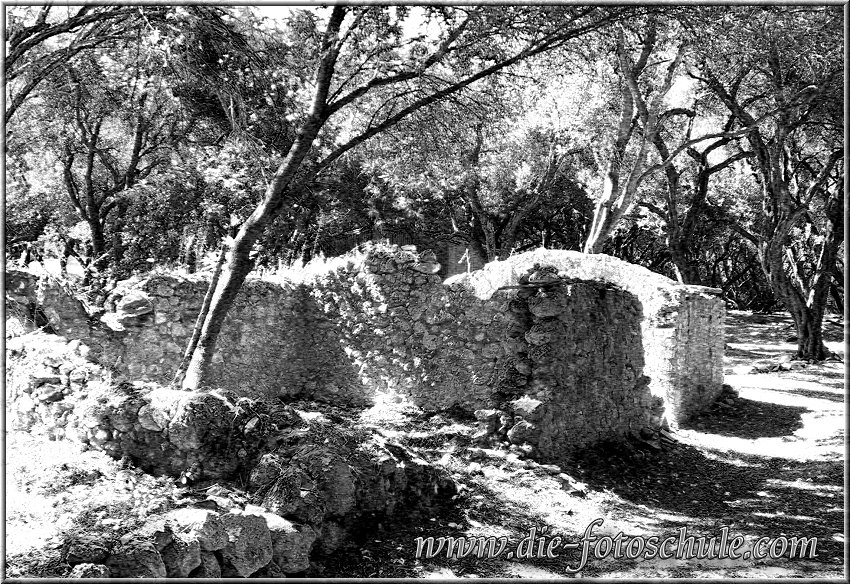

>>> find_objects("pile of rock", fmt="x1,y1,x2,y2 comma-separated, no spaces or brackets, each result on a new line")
65,504,316,578
7,330,456,577
472,400,543,456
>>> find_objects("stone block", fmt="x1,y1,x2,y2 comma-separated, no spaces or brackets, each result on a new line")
189,550,221,578
220,511,273,577
136,404,168,432
105,537,166,578
165,508,227,551
160,533,201,577
65,534,110,565
507,420,539,445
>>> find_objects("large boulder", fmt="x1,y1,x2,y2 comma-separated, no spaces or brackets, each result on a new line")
104,536,166,578
131,516,174,551
243,507,317,574
510,396,546,424
507,420,539,445
64,534,110,565
115,291,154,323
189,551,222,578
165,508,227,551
301,449,357,517
160,533,201,577
220,511,273,577
249,452,285,488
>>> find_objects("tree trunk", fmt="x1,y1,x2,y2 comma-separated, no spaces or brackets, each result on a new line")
88,217,108,270
173,243,228,388
583,30,683,253
760,237,829,360
829,280,843,315
669,238,703,285
182,120,323,390
583,160,619,253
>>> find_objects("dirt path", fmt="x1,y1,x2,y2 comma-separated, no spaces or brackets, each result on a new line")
329,311,845,578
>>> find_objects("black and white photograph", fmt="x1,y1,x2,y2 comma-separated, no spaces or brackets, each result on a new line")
4,2,845,579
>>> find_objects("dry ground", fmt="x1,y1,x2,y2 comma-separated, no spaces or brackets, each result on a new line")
4,310,846,579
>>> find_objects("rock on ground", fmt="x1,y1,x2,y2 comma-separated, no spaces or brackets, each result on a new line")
165,507,227,551
159,533,201,577
104,537,166,578
220,511,273,577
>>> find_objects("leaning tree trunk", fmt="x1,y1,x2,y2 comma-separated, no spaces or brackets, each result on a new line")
181,119,324,390
173,243,229,388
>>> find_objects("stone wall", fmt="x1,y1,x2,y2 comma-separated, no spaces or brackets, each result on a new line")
5,243,724,455
6,270,368,404
300,249,655,455
445,249,726,424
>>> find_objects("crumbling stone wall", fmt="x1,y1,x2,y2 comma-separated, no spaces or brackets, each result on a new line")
7,332,455,577
5,271,368,404
299,248,656,455
446,249,725,424
5,243,723,454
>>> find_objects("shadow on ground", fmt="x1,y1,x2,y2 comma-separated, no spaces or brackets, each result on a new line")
682,398,807,438
563,439,843,566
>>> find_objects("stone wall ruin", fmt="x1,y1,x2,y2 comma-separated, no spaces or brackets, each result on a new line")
5,244,724,458
6,332,456,577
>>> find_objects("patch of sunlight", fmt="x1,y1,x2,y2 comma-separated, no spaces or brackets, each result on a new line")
824,340,845,355
654,511,699,523
793,411,844,441
5,483,60,556
772,380,845,396
435,423,473,436
764,478,843,492
697,449,762,467
373,427,402,439
725,375,845,406
727,342,779,354
681,432,839,461
475,469,603,536
147,383,191,405
294,409,329,423
358,392,421,425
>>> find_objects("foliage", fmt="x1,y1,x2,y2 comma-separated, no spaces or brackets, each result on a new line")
4,6,843,367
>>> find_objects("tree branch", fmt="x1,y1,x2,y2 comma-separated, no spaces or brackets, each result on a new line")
802,148,843,205
316,13,615,173
325,14,471,117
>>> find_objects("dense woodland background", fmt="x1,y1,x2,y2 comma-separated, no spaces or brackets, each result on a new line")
4,5,844,382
